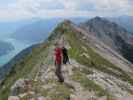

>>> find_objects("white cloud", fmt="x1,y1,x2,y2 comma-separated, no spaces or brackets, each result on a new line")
0,0,132,21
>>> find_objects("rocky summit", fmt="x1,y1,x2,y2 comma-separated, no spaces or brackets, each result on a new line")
0,18,133,100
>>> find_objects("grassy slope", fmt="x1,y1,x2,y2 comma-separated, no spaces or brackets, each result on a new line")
0,42,50,100
61,22,133,86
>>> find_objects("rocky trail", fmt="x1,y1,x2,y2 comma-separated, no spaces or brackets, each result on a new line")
8,46,133,100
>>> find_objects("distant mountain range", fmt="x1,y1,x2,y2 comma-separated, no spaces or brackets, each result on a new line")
11,19,62,43
0,19,37,38
108,16,133,34
11,18,88,43
0,16,132,42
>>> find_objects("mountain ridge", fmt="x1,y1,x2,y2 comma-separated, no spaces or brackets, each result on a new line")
80,17,133,63
0,18,133,100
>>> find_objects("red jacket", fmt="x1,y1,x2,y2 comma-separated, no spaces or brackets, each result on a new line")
55,47,62,64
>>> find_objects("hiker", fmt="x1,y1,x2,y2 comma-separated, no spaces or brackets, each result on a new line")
54,43,64,83
62,46,69,64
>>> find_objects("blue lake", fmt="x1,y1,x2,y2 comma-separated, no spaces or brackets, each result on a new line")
0,38,33,67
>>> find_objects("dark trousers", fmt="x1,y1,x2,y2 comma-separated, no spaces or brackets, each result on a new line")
55,62,64,83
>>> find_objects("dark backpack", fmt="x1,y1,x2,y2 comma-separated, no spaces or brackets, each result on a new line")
62,47,69,64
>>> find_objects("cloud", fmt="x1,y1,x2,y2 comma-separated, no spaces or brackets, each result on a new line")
0,0,132,21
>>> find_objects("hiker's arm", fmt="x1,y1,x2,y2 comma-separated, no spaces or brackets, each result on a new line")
53,49,56,65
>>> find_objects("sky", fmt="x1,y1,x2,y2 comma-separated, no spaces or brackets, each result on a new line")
0,0,132,21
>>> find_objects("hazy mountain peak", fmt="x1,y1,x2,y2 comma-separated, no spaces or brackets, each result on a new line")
91,16,104,21
62,19,73,24
86,16,126,30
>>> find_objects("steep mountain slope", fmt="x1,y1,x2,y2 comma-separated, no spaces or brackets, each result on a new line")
80,17,133,63
0,20,133,100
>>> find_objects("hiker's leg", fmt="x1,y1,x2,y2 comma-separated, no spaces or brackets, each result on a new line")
56,63,64,83
59,63,64,82
55,63,59,78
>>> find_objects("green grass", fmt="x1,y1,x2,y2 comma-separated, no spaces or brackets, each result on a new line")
32,80,49,97
48,84,72,100
72,70,113,100
72,71,105,96
32,79,72,100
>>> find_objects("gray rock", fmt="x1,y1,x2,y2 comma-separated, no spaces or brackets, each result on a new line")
10,79,31,96
8,96,20,100
38,96,46,100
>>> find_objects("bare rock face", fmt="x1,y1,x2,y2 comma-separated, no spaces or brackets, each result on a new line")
8,96,20,100
10,79,32,96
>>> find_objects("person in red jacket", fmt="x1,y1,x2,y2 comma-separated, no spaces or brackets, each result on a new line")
54,43,64,83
